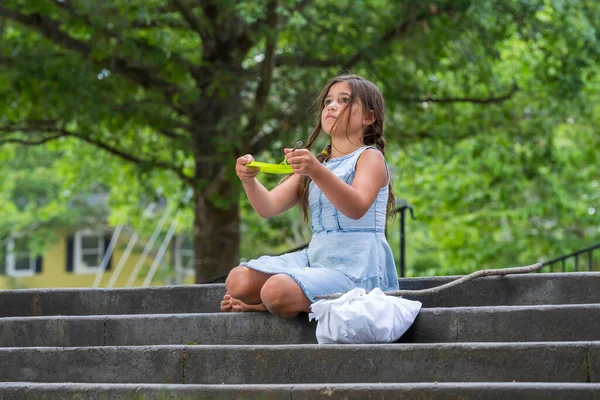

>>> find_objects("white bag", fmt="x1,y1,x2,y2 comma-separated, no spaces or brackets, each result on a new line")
308,287,422,344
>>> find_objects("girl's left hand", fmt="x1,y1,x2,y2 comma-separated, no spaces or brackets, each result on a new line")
284,148,320,177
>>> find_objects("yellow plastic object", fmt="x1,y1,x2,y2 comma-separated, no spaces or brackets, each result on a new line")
245,161,293,174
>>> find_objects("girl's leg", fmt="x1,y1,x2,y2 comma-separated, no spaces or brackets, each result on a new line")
221,266,271,312
260,274,312,319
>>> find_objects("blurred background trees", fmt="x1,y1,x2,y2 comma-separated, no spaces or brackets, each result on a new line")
1,0,598,282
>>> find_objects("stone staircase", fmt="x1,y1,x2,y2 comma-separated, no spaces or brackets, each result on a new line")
1,272,599,399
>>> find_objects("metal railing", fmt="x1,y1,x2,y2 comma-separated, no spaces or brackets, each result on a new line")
541,242,600,273
395,201,416,278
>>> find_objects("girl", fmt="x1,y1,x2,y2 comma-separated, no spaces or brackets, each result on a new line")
221,74,399,318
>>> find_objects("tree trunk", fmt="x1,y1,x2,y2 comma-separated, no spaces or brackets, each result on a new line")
189,83,245,283
193,184,240,283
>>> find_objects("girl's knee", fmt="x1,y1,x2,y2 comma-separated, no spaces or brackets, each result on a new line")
225,266,253,298
261,275,305,316
260,275,285,311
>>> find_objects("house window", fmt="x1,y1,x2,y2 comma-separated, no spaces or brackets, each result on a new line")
73,230,110,274
6,238,38,277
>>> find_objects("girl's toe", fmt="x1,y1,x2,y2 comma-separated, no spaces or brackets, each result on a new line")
220,299,233,312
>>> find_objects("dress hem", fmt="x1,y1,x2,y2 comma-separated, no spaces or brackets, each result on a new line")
240,262,318,303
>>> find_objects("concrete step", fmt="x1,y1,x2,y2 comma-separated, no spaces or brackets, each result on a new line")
1,272,599,317
0,342,598,384
2,382,600,400
1,304,599,347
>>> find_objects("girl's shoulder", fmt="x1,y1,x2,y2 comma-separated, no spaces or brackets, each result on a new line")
355,146,388,186
355,146,386,169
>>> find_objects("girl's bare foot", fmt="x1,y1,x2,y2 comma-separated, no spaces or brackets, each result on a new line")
220,292,267,312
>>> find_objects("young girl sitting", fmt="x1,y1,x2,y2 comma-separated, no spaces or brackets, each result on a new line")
221,74,399,318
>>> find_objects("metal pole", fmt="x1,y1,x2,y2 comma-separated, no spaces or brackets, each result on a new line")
400,207,406,278
394,202,415,278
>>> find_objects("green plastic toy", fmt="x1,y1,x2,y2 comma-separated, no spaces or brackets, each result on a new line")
244,161,293,174
245,141,302,174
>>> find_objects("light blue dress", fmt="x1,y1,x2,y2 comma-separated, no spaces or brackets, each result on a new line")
241,146,399,302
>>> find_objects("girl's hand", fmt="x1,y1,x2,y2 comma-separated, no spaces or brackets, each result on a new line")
235,154,259,183
284,148,320,177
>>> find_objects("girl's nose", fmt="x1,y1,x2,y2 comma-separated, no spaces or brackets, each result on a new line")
327,102,338,111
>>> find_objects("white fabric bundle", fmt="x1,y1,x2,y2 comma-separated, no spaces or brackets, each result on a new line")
309,287,422,344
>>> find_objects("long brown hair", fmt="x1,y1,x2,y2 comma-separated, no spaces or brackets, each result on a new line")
296,74,396,223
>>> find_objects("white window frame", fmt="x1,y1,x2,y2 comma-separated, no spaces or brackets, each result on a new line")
6,238,36,277
73,230,107,274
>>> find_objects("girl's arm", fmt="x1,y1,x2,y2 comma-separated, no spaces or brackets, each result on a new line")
236,154,301,218
285,148,387,220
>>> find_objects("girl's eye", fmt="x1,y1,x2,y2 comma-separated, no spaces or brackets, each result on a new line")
341,97,351,104
324,99,332,105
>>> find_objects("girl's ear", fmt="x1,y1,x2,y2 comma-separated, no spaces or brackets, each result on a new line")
363,110,376,126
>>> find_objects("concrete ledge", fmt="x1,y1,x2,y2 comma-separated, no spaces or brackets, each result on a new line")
0,313,317,347
1,273,599,317
403,303,600,343
2,304,600,347
0,342,598,384
0,284,225,317
2,382,600,400
403,272,600,307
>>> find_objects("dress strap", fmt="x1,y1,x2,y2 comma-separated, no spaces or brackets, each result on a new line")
351,146,389,185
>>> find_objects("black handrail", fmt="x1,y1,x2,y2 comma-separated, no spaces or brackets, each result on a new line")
395,202,416,278
541,242,600,272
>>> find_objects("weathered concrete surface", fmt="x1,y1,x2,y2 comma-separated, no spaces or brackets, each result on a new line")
1,273,598,317
0,342,598,384
0,284,225,317
403,272,600,307
402,304,600,343
0,316,106,347
0,346,183,384
2,382,600,400
2,304,600,347
0,313,317,347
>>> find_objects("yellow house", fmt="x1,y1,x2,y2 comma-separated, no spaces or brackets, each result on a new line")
0,227,196,290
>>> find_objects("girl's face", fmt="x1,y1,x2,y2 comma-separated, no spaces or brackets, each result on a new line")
321,81,372,138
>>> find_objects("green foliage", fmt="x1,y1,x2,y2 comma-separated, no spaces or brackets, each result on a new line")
0,146,106,257
0,0,598,279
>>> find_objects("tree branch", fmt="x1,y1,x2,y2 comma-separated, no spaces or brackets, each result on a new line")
53,0,199,81
275,4,453,69
236,0,314,59
248,105,311,155
0,123,193,184
249,0,313,39
108,100,192,145
249,132,278,156
0,5,188,118
0,134,67,146
402,84,520,104
240,1,279,152
314,262,544,300
74,134,186,179
169,0,214,54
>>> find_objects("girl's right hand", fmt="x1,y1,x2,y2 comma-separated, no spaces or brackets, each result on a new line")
235,154,259,182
